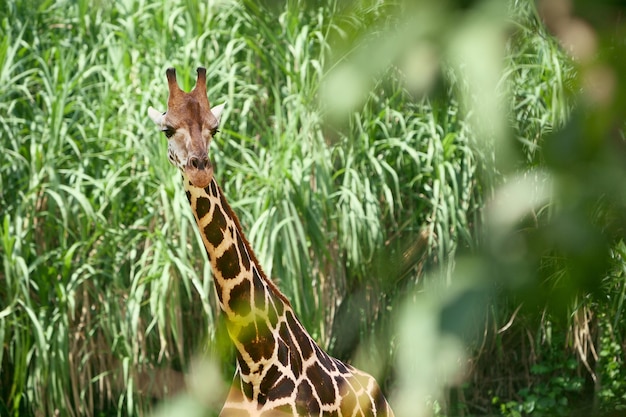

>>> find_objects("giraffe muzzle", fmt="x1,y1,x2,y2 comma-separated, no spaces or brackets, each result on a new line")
185,156,213,188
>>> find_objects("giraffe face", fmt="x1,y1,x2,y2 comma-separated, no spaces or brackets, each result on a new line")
148,67,224,189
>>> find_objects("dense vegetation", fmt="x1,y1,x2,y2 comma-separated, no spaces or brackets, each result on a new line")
1,0,625,416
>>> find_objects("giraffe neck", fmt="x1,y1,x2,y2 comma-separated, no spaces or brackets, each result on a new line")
183,175,292,369
183,175,393,415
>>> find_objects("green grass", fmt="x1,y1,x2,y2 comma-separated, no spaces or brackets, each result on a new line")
2,0,626,416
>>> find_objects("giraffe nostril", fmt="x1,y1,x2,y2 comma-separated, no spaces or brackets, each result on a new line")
189,156,210,170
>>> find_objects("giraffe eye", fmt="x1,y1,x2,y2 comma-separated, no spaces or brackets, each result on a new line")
162,126,176,138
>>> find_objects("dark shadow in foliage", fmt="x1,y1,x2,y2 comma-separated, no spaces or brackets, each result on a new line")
329,230,430,394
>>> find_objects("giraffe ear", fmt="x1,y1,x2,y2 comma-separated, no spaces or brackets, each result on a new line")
211,103,225,126
148,106,164,125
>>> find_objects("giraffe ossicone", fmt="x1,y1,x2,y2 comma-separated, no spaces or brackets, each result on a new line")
149,67,394,417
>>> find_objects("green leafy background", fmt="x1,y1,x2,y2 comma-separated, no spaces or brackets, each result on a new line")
1,0,625,416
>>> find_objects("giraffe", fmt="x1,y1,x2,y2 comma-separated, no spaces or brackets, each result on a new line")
148,67,394,417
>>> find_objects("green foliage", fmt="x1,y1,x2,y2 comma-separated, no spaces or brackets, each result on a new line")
1,0,626,416
597,324,626,410
596,255,626,413
495,358,584,417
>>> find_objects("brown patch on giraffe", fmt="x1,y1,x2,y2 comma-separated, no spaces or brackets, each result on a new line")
229,279,252,316
266,299,280,328
306,361,336,405
333,357,349,375
259,364,282,401
204,204,227,247
314,344,336,373
277,321,302,378
286,311,313,359
252,269,267,313
195,196,211,218
272,296,284,317
216,244,241,280
244,318,275,363
295,379,320,414
236,320,276,373
277,338,289,368
289,356,303,380
265,375,296,402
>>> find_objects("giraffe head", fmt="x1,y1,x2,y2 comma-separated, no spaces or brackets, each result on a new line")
148,67,224,188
